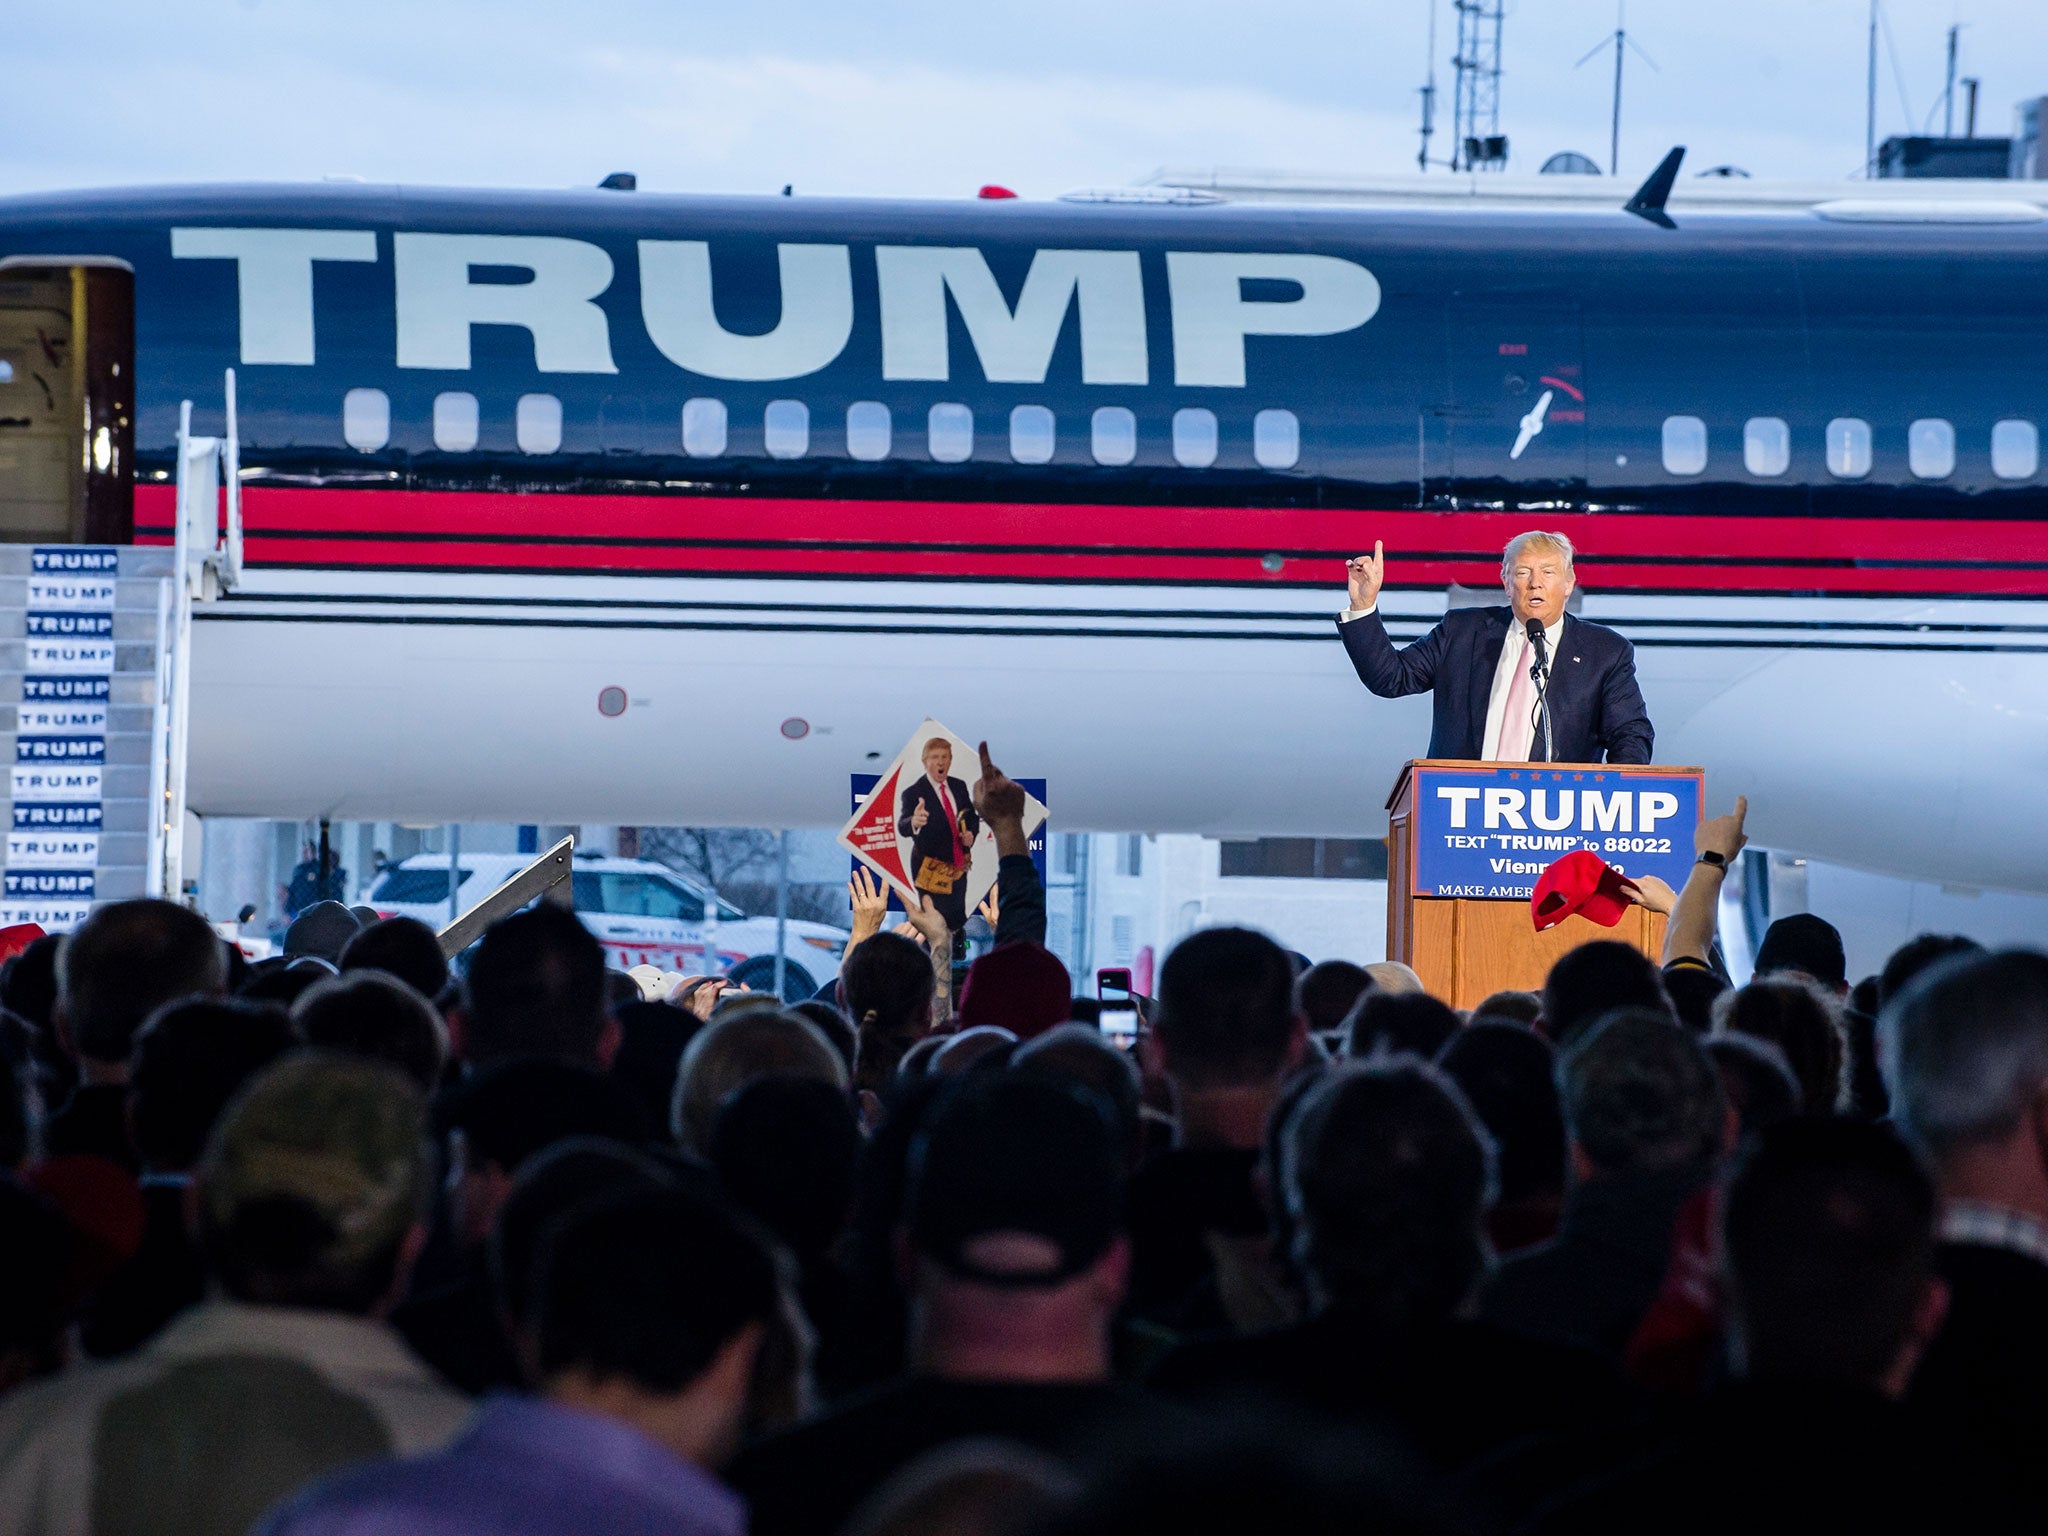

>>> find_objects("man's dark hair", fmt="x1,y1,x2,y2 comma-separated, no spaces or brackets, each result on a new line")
58,899,229,1064
1154,927,1299,1090
444,1058,647,1174
1705,1033,1800,1141
462,903,609,1066
1714,975,1845,1116
1296,962,1373,1037
1754,913,1848,993
839,932,934,1041
340,916,451,1004
789,999,857,1077
489,1137,680,1327
1662,964,1728,1036
1284,1061,1495,1327
1010,1024,1144,1158
711,1076,861,1259
1343,991,1460,1063
1471,989,1542,1027
1879,933,1983,1010
1562,1008,1725,1176
529,1187,779,1394
2,933,61,1032
129,999,298,1173
1542,942,1674,1049
609,1000,704,1141
1722,1118,1936,1384
1435,1022,1564,1206
293,972,447,1092
236,960,332,1011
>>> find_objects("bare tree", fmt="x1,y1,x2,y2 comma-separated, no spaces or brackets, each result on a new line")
636,827,848,926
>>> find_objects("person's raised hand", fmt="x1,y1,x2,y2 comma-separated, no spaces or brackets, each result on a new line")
1346,540,1385,612
1617,873,1678,915
847,867,889,943
977,885,1000,931
905,894,950,948
972,741,1030,857
679,975,736,1021
910,799,929,834
1696,795,1749,865
972,742,1027,825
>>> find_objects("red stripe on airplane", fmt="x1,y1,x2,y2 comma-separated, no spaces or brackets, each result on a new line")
132,484,2048,594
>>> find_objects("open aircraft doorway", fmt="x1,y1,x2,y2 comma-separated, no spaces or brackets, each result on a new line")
0,260,133,544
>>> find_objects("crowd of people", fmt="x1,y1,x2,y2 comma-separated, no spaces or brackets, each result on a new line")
0,742,2041,1534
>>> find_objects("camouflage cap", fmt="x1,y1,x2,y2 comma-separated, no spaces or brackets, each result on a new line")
200,1051,429,1266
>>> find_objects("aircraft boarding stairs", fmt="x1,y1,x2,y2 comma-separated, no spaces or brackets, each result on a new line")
0,377,241,930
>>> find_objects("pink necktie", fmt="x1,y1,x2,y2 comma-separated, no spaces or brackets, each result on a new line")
1497,639,1536,760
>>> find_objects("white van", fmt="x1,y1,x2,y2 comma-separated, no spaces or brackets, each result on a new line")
365,851,848,998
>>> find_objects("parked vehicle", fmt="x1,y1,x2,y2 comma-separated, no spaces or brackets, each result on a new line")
366,851,847,998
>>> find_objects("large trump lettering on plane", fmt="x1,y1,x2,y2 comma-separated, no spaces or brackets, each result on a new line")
172,228,1379,385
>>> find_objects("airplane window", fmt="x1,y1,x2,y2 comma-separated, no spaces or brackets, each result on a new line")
1172,408,1218,468
1091,407,1138,466
681,397,727,457
1253,409,1300,470
1908,418,1955,479
764,399,809,459
342,388,390,453
1009,405,1055,464
515,394,562,455
433,392,479,453
1825,418,1872,478
929,403,974,463
1992,419,2039,480
846,401,891,461
1661,416,1707,476
0,360,13,383
1743,417,1790,477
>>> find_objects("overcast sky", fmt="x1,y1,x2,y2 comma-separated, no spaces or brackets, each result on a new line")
7,0,2044,199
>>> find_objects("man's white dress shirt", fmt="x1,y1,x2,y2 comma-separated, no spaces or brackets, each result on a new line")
1339,606,1563,760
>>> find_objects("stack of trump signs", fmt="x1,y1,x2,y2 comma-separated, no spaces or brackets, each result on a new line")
0,548,120,929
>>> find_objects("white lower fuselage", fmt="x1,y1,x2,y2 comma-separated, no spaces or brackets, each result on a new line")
186,569,2048,895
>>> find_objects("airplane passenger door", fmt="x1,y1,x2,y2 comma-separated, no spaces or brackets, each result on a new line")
1443,298,1587,510
0,262,133,543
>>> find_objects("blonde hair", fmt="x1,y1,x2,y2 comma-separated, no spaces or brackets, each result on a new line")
922,737,952,759
1501,531,1576,584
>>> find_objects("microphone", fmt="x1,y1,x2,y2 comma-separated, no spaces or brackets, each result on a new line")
1525,617,1555,762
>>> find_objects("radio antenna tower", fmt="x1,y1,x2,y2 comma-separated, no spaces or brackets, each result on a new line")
1417,0,1440,171
1451,0,1508,171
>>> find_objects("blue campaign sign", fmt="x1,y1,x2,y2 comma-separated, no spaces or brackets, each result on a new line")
1409,765,1702,900
852,773,1047,913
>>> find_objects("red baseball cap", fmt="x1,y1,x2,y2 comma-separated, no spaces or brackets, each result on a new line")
0,923,45,965
1531,850,1634,932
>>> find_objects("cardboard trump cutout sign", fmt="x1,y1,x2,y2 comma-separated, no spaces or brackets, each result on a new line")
838,718,1047,929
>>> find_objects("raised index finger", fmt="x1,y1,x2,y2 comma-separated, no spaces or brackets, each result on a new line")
1731,795,1748,826
1373,539,1384,565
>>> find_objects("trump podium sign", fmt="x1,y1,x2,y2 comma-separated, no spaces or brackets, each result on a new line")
1393,762,1703,900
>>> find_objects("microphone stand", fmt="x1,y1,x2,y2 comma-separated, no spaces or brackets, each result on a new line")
1526,619,1555,762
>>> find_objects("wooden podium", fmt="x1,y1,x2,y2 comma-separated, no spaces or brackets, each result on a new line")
1386,759,1702,1010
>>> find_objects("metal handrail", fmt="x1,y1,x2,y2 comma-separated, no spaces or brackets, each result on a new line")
435,835,575,958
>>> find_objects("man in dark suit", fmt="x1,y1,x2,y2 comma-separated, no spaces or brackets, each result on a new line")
1336,532,1653,764
897,736,980,932
1890,950,2048,1517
